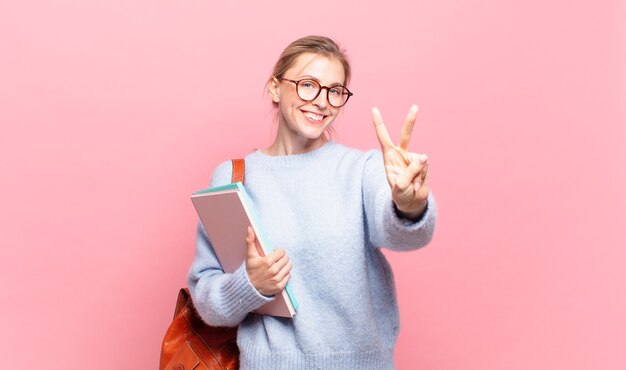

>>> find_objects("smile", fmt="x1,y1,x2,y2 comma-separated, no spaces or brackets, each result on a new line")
302,110,326,122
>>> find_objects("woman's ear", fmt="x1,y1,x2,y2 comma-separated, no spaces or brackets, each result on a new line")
268,77,280,103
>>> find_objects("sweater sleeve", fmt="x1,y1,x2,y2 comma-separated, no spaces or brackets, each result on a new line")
362,150,438,251
187,160,273,327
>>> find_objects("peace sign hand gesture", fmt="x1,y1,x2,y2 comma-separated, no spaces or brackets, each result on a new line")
372,105,430,220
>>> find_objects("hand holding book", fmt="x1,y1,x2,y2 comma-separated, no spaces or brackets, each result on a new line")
191,182,298,317
245,226,293,296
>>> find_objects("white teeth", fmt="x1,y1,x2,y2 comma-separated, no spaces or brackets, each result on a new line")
303,112,324,121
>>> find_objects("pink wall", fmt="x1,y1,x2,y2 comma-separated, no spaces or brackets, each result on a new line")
1,0,625,368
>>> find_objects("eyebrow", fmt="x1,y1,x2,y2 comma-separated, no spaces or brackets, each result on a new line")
296,75,346,87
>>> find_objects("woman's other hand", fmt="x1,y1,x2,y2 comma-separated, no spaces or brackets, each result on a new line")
245,226,292,296
372,105,430,220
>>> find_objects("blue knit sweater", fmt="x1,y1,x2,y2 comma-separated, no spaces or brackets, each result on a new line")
188,141,437,370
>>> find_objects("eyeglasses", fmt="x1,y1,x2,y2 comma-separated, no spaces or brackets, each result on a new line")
281,78,353,108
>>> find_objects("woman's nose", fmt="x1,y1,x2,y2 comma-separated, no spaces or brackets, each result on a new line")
312,88,329,108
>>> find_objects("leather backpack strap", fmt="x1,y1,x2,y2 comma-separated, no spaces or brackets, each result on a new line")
173,288,190,319
231,159,245,184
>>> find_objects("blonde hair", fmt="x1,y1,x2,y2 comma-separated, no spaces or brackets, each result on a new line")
269,35,351,87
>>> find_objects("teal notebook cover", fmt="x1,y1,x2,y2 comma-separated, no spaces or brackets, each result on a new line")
193,182,299,311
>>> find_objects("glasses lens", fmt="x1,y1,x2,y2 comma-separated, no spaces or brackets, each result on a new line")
296,79,320,101
327,86,348,107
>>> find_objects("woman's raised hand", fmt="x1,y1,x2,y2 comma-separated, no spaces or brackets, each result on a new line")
245,226,292,296
372,105,430,220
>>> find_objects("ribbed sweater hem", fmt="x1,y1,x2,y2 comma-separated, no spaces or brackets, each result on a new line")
239,344,395,370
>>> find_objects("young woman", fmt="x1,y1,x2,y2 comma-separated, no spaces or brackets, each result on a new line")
188,35,437,370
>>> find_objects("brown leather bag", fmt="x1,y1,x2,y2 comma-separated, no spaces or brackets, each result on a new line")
159,288,239,370
160,159,245,370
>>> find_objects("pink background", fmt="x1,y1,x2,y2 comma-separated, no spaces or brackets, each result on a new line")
1,0,625,368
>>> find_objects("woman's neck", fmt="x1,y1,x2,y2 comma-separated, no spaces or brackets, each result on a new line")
262,134,328,156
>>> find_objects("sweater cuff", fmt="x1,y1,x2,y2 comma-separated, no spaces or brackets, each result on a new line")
221,263,274,317
381,192,436,250
385,193,433,229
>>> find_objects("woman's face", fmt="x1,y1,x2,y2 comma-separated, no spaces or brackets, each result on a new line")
269,53,346,144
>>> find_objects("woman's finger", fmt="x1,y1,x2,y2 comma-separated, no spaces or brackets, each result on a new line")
265,248,285,266
274,261,293,282
398,105,418,151
415,180,430,201
276,272,292,290
268,251,289,274
396,160,419,190
419,163,429,184
397,154,427,190
372,107,394,152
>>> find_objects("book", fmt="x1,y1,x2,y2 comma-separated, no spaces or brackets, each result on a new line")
191,182,298,318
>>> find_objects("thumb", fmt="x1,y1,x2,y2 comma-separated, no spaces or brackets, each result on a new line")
397,158,423,190
246,226,261,258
